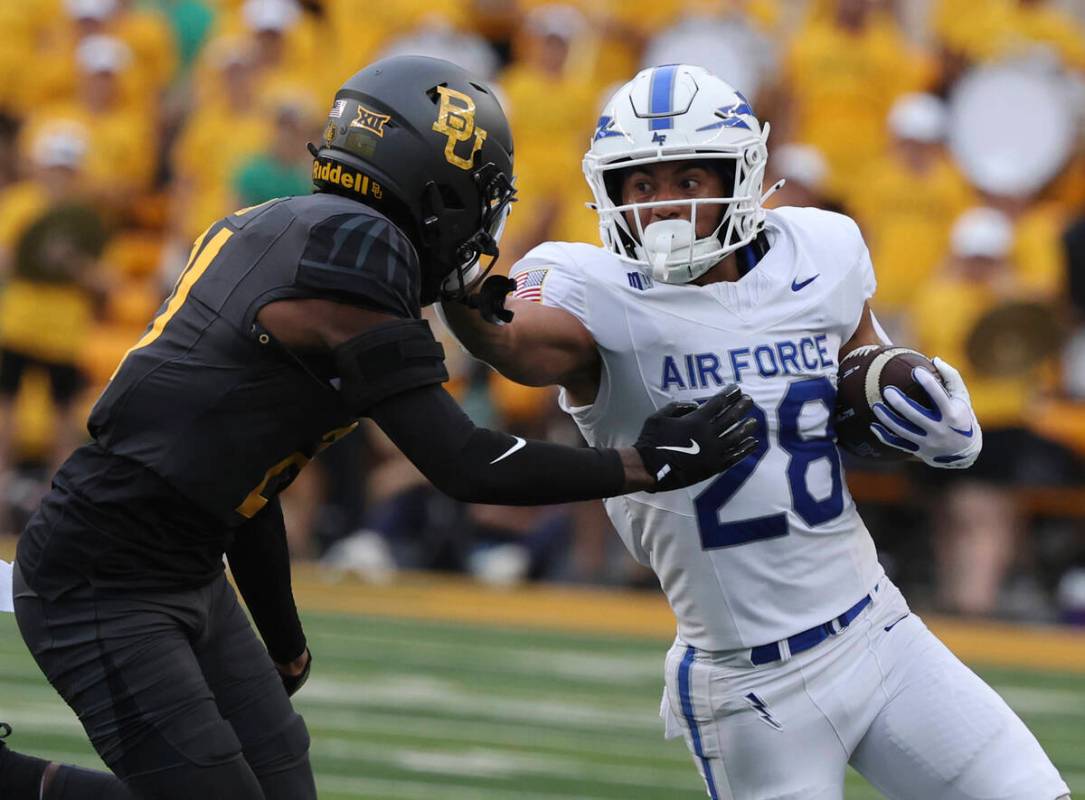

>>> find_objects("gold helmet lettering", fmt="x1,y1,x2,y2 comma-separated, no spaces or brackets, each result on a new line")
350,104,391,137
432,86,488,170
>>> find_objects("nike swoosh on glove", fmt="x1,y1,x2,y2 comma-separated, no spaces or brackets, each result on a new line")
870,357,983,469
634,384,759,492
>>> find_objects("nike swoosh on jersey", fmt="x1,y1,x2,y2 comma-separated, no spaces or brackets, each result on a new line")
657,440,701,455
791,274,819,291
489,436,527,464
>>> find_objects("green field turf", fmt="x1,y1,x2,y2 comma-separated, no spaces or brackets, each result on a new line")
2,610,1083,799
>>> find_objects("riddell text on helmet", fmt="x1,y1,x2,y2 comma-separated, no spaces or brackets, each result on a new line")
312,160,383,199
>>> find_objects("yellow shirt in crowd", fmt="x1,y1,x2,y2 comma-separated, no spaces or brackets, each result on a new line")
782,14,931,197
111,6,179,101
1011,203,1067,297
850,153,974,314
497,61,601,246
0,0,62,114
0,181,50,254
911,278,1031,429
20,103,155,200
171,99,271,240
910,202,1064,431
0,182,94,364
934,0,1085,69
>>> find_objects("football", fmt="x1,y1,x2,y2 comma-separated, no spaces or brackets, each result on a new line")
834,345,942,460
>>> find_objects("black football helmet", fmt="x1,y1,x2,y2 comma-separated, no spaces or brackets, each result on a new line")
311,55,516,305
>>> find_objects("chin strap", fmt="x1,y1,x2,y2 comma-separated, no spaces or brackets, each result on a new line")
760,178,785,206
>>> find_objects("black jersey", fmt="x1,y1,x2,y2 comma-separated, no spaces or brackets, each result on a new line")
18,193,422,595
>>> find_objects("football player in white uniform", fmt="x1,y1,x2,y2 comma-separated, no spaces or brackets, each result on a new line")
439,65,1069,799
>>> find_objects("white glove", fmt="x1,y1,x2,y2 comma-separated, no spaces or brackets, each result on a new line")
870,357,983,469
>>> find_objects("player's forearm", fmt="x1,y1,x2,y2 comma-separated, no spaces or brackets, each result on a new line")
369,382,641,503
438,298,591,389
226,501,307,664
434,429,636,503
437,299,521,373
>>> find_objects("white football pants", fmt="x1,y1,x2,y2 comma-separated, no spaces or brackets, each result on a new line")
661,579,1070,800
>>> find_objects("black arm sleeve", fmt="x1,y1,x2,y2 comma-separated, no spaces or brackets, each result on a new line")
226,499,306,665
368,382,626,505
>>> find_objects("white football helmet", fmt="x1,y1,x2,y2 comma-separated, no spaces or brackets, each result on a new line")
583,64,772,284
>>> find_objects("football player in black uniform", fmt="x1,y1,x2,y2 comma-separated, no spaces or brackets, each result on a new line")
1,56,757,799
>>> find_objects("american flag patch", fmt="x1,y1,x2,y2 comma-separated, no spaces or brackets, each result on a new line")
512,268,549,303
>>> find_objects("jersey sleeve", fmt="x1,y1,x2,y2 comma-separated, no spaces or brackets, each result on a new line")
295,212,421,319
842,215,878,341
507,242,589,327
855,230,877,303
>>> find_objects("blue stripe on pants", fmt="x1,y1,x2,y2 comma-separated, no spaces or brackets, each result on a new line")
679,646,719,800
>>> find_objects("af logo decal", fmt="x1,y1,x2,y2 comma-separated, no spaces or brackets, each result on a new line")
431,86,487,170
322,121,337,145
350,104,391,137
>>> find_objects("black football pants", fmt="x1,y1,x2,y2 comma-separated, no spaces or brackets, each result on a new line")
13,565,316,800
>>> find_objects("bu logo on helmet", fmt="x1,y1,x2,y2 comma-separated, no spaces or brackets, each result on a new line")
432,86,488,170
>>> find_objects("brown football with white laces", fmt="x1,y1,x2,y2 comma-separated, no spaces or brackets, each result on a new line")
834,345,942,461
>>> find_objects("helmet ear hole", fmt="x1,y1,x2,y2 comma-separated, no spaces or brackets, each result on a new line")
600,157,635,206
439,185,464,210
707,160,737,192
603,171,624,207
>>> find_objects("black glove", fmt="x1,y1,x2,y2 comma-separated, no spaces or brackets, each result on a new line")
278,648,312,697
465,275,516,324
634,384,758,492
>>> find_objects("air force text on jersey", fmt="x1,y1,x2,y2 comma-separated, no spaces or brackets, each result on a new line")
660,335,835,390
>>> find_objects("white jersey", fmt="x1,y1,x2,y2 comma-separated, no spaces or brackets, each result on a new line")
510,207,883,652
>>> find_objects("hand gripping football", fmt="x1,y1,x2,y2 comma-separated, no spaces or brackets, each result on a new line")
834,346,942,461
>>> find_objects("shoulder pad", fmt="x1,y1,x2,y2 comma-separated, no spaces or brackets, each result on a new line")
297,209,420,318
514,241,614,278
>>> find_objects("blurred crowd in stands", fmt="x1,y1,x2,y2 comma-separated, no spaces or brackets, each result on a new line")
0,0,1084,623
